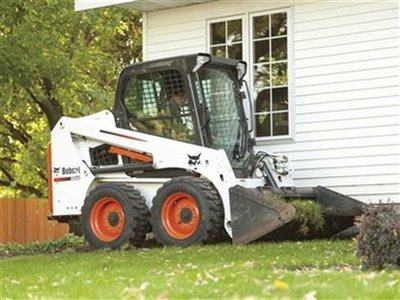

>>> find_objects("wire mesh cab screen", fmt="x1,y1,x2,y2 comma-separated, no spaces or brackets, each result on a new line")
121,69,195,143
196,67,241,158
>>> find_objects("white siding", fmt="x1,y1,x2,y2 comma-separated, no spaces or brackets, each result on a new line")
145,0,400,203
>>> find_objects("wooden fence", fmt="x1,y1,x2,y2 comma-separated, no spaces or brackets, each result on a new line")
0,198,69,244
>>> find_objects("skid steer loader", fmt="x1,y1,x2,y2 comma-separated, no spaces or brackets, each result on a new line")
48,53,364,248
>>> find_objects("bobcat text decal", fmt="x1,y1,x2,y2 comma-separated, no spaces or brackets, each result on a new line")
53,166,81,182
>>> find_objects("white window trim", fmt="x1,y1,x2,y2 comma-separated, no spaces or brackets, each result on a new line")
206,7,295,143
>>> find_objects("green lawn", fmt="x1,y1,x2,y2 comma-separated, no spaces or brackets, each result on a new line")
1,240,399,299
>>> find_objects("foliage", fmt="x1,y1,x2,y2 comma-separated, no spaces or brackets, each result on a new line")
263,190,325,237
291,199,325,236
0,0,142,197
0,235,86,257
356,204,400,270
2,241,400,299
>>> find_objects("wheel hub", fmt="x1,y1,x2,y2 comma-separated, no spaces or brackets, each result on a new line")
108,212,120,227
179,207,193,224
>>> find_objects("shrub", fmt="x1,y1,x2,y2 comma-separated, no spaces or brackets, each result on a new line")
263,190,325,237
0,234,86,257
291,199,325,236
356,204,400,270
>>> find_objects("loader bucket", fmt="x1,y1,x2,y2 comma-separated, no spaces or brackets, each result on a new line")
313,186,365,216
313,186,365,239
229,185,296,244
257,186,366,241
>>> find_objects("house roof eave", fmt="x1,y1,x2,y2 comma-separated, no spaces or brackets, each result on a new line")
75,0,216,12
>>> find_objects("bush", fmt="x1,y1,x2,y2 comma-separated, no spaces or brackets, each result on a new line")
263,190,325,237
0,234,86,257
356,204,400,270
291,199,325,236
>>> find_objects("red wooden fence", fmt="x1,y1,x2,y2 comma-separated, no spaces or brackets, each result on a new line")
0,198,69,244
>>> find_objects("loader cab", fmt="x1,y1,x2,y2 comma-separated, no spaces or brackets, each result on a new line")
113,54,253,176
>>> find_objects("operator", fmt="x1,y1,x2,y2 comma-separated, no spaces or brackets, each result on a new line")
168,87,187,120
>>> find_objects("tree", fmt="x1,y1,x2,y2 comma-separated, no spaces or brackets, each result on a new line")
0,0,142,197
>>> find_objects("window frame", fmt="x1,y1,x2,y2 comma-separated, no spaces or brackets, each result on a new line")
206,15,246,61
206,8,294,142
250,8,293,141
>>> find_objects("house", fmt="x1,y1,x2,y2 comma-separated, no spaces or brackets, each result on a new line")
75,0,400,204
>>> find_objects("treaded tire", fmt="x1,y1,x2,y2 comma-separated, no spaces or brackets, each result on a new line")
150,176,224,246
81,183,149,249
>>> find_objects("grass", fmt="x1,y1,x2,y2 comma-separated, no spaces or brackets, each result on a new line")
1,240,399,299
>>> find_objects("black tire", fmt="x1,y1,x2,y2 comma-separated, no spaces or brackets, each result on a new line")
150,176,224,246
81,183,149,248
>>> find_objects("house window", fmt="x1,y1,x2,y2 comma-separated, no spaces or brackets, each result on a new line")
252,12,289,137
209,18,243,60
208,11,290,139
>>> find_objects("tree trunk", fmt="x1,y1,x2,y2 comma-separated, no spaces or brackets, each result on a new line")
40,98,64,130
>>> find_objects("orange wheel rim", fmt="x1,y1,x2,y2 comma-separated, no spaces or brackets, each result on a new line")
90,197,125,242
161,192,200,240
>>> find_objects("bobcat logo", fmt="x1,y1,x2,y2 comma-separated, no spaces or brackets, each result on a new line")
188,153,201,166
53,167,61,175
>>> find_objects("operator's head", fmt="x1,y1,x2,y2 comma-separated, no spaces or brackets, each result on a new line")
171,91,186,107
164,71,187,106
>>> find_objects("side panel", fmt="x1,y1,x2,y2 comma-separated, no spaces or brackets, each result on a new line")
51,122,95,216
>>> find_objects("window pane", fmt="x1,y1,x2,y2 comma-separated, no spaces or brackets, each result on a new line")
228,43,242,60
211,22,225,45
124,70,195,143
228,19,242,42
254,64,270,89
123,76,161,118
272,87,288,111
256,114,271,137
211,45,226,58
255,89,270,113
271,13,287,36
254,40,270,63
197,66,243,160
253,15,269,39
271,62,288,86
272,112,288,135
271,37,287,61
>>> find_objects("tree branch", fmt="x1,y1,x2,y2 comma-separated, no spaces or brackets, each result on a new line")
0,166,43,197
37,169,47,182
0,157,17,163
0,116,31,145
25,86,63,130
0,179,43,197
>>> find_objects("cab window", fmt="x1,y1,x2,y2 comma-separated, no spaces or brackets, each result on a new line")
122,70,195,143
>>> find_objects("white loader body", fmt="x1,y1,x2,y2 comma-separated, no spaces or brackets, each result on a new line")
50,110,294,238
